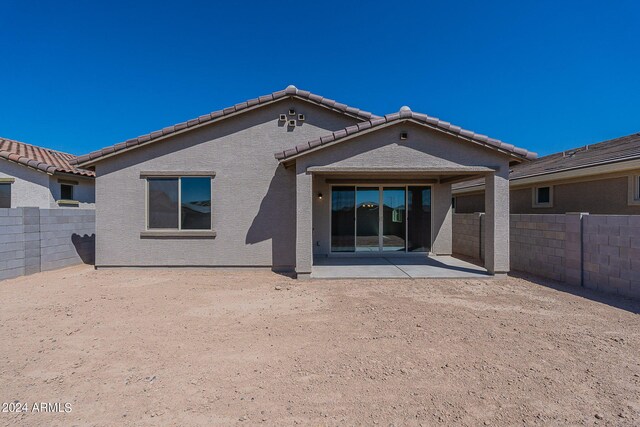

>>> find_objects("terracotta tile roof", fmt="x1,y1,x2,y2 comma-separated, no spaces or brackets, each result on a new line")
274,106,537,162
453,132,640,190
0,137,95,177
72,85,378,167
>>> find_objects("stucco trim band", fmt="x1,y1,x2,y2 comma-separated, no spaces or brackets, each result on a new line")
140,230,217,238
139,171,217,178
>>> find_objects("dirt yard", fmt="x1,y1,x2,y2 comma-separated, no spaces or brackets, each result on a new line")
1,266,639,426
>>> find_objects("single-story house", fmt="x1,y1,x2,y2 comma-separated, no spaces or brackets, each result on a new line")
0,137,95,209
453,132,640,214
72,86,536,278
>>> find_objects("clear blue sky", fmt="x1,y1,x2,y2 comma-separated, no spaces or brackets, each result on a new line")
1,0,638,157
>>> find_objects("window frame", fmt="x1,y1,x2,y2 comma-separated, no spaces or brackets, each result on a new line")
0,180,12,208
532,185,553,208
60,183,74,201
629,175,640,206
143,172,215,235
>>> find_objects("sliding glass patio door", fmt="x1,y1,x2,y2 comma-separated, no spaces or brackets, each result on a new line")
356,188,379,252
331,185,431,253
382,187,406,251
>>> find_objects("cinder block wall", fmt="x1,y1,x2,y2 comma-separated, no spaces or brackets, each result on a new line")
582,215,640,296
510,214,567,282
452,213,484,259
0,208,27,280
0,208,95,281
39,210,95,271
452,213,640,299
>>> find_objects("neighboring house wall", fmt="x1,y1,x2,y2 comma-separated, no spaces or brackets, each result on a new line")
296,121,512,257
48,175,96,208
0,159,51,208
0,208,95,281
511,175,639,214
94,100,358,269
455,173,640,215
0,159,95,209
454,192,484,214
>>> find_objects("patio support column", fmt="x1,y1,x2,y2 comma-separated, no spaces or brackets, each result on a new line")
295,168,313,279
484,165,510,274
432,183,452,255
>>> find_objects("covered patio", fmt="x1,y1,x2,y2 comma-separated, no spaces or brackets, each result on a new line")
274,107,535,279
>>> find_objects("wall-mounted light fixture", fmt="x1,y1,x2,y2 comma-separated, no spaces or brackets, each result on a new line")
317,192,323,200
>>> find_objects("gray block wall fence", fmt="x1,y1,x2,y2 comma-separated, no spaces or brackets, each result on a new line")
452,213,640,299
0,208,95,280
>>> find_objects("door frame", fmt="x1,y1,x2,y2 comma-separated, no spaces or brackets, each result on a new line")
328,183,434,256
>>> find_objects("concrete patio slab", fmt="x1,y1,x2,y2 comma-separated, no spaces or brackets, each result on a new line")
311,255,489,279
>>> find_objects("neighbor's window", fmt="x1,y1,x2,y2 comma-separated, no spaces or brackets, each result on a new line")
147,177,212,230
533,185,553,208
636,176,640,200
60,184,74,200
0,183,10,208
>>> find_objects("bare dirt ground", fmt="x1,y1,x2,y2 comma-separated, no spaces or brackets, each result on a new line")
1,266,639,426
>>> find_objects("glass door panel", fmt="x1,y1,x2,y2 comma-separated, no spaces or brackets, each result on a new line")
356,187,379,252
407,186,431,252
382,187,406,251
331,186,355,252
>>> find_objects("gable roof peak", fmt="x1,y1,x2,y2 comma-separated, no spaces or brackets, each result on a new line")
275,109,538,162
399,105,411,112
73,86,378,167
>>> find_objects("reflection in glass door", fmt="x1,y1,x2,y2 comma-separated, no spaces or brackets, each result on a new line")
330,185,431,253
331,186,355,252
407,186,431,252
356,188,379,251
382,187,406,251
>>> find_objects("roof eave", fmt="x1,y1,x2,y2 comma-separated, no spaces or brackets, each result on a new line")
452,155,640,193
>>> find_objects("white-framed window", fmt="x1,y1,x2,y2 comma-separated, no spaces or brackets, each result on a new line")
0,182,11,208
532,185,553,208
146,176,212,230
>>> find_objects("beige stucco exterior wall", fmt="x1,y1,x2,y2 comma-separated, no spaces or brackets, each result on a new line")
455,173,640,215
93,99,358,269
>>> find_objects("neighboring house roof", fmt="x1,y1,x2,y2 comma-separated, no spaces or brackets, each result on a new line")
0,137,95,177
275,106,537,162
72,85,378,167
453,132,640,191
